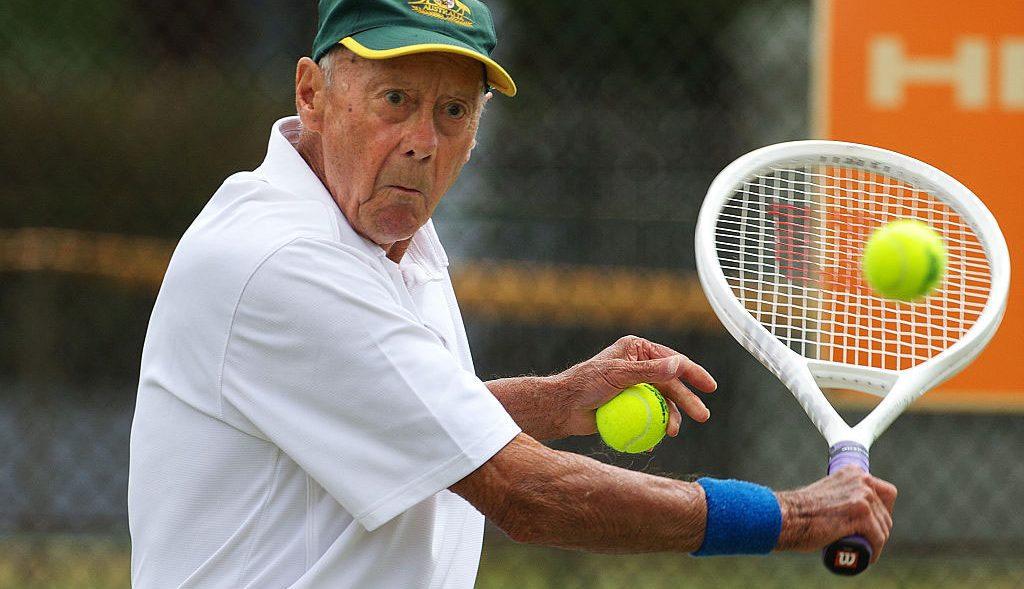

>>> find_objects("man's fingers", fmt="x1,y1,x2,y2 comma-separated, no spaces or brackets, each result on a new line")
837,472,894,564
868,516,890,563
675,356,718,393
666,400,682,437
579,341,718,434
599,355,714,425
868,485,895,563
598,338,717,392
854,474,895,563
652,354,717,393
598,356,678,389
860,499,886,563
873,477,898,512
627,354,717,393
657,380,710,424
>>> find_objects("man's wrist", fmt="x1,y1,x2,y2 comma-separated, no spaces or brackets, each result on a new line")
691,478,782,556
486,375,567,440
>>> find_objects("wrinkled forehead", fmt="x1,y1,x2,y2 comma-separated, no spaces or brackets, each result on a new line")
344,50,487,97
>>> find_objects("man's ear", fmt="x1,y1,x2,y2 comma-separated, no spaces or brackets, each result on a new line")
296,57,326,133
464,91,493,164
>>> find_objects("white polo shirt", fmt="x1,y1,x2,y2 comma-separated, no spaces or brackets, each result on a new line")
128,117,521,589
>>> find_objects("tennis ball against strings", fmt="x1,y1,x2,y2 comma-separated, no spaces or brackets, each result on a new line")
862,219,947,302
596,383,669,453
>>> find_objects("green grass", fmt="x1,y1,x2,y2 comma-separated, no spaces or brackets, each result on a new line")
0,534,1021,589
477,535,1024,589
0,536,130,589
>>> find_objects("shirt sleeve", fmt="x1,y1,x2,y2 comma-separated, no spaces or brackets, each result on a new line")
220,237,521,531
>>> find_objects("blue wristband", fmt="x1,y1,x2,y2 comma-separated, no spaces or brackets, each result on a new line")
692,478,782,556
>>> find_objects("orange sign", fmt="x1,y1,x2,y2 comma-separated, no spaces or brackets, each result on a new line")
814,0,1024,410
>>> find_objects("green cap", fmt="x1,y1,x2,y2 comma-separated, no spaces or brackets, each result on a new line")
313,0,517,96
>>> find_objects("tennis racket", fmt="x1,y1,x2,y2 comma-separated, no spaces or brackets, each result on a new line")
694,140,1010,575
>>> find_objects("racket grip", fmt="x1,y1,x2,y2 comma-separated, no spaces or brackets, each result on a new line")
823,441,872,576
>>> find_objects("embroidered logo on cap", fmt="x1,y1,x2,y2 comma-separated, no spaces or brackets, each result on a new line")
408,0,474,27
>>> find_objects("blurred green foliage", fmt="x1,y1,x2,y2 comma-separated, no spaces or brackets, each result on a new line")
1,0,310,236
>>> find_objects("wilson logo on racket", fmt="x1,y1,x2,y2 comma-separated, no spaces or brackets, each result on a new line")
834,550,859,569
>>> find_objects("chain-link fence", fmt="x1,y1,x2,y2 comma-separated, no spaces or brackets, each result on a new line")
1,1,1022,587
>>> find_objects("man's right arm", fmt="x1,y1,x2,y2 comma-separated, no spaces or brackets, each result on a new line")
450,433,897,559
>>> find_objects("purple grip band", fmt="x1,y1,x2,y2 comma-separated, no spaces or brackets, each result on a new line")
827,441,869,475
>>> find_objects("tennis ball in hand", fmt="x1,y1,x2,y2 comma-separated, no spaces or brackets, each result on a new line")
862,219,947,302
596,383,669,453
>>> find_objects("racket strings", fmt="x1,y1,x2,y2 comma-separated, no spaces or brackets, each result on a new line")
715,162,991,371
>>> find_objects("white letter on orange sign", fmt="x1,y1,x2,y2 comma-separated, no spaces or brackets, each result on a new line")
1002,38,1024,110
869,35,988,110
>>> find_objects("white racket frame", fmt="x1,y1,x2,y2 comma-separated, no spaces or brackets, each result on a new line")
695,140,1010,451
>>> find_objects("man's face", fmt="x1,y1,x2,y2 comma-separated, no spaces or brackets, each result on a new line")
308,51,485,249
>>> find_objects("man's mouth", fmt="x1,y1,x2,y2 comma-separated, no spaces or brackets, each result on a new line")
383,183,425,198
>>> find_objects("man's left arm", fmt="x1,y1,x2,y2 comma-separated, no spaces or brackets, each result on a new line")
485,336,717,441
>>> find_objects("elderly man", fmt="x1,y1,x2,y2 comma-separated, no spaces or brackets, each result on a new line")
128,0,896,587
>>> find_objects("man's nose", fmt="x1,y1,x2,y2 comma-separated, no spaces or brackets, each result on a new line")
403,109,438,161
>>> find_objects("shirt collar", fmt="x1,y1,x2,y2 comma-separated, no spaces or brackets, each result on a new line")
257,117,337,213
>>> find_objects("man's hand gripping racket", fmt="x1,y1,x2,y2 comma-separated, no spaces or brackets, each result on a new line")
695,141,1010,575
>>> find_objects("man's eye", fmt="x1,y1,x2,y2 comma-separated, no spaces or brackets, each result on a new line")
444,103,466,118
384,91,405,106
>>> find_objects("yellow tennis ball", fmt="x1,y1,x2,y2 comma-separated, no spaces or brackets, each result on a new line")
596,383,669,453
862,219,947,302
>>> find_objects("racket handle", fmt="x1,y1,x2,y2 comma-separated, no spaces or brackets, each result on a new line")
823,441,872,576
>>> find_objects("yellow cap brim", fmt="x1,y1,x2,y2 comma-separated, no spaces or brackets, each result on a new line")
340,36,516,97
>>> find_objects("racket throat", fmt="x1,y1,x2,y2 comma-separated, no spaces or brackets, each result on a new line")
807,360,898,398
